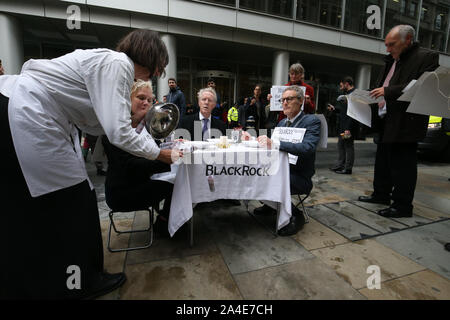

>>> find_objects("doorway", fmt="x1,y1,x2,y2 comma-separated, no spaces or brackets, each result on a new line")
193,70,236,108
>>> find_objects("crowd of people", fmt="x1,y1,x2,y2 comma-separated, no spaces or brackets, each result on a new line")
0,24,444,299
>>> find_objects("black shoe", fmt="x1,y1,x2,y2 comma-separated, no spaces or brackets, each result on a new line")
278,210,305,237
82,272,127,300
377,207,412,218
329,165,344,172
253,204,276,216
358,194,390,205
335,169,352,174
445,243,450,252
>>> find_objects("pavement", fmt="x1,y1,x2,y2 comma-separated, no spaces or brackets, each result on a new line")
87,138,450,300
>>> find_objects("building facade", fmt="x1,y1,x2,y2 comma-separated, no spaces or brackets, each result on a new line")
1,0,449,134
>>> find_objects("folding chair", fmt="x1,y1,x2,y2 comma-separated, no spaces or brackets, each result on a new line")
107,205,155,252
294,192,310,223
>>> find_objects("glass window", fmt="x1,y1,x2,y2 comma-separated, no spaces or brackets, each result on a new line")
199,0,236,7
418,1,449,53
384,0,419,37
296,0,342,29
239,0,294,18
344,0,384,38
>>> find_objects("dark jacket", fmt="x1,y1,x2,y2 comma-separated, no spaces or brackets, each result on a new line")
176,112,226,141
335,87,358,135
102,136,170,211
166,86,187,119
372,42,439,143
278,112,321,195
243,95,267,130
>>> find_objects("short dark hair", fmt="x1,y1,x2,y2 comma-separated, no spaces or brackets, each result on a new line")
168,77,177,83
116,29,169,78
342,76,354,86
207,78,215,84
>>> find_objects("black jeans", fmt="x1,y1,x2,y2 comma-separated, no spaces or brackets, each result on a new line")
373,142,418,212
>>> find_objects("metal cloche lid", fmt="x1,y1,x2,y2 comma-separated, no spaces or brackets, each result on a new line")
144,102,180,139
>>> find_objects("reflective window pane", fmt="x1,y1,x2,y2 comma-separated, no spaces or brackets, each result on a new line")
385,0,420,37
239,0,294,18
199,0,236,7
344,0,384,38
296,0,342,29
418,1,449,53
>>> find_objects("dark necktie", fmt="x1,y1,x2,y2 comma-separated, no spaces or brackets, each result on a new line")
286,120,292,127
202,118,209,140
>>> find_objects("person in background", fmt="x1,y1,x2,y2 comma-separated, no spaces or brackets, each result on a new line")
0,59,4,75
165,77,187,119
328,76,357,175
85,133,107,176
227,103,240,128
243,84,267,132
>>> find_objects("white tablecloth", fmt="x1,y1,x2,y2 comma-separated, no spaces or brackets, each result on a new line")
168,144,291,237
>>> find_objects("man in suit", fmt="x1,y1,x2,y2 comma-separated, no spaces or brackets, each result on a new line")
358,25,439,218
177,87,226,141
251,85,321,236
328,76,358,174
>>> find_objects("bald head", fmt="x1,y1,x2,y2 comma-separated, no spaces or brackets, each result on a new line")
385,25,414,60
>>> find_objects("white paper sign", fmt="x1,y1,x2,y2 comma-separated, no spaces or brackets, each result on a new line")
270,86,306,111
272,127,306,165
406,71,450,118
349,89,384,104
347,94,372,128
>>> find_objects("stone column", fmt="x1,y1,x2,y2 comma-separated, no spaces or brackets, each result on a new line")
0,13,24,75
355,64,372,90
272,51,289,85
157,34,177,102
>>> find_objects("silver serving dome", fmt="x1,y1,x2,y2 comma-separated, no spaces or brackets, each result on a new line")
144,102,180,139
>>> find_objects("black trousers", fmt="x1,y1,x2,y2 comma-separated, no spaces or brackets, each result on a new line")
337,135,355,170
373,142,418,212
0,94,104,299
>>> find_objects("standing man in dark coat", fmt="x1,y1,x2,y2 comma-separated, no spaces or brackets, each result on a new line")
166,78,187,119
243,84,267,131
358,25,439,218
328,76,357,174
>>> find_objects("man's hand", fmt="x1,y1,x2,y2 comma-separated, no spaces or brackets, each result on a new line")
257,135,272,149
344,130,350,136
370,87,385,99
250,98,256,105
156,148,183,164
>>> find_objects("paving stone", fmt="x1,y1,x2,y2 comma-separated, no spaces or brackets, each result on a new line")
411,203,450,221
199,203,314,274
312,239,426,290
324,202,407,234
126,210,218,265
120,252,243,300
234,258,364,300
100,219,132,274
413,190,450,217
308,204,380,241
375,220,450,280
292,217,349,250
359,270,450,300
349,200,432,227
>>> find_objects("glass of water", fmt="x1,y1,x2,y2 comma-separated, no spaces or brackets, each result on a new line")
231,129,240,143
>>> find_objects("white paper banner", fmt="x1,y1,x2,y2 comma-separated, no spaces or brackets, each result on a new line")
270,86,306,111
272,127,306,165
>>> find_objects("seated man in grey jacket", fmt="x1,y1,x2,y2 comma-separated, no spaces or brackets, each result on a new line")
250,85,321,236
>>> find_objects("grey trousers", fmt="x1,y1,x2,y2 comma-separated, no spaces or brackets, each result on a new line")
337,135,355,170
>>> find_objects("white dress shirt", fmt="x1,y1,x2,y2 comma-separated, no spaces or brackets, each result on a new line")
0,49,160,197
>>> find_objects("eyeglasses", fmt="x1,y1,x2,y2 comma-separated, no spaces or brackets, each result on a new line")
279,96,299,103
